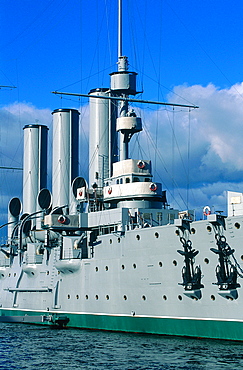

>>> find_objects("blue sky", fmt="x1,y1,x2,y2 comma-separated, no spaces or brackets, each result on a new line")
1,0,243,238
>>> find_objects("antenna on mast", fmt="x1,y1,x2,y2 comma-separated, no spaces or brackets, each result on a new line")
118,0,122,58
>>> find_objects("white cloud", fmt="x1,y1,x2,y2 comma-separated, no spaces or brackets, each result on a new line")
1,83,243,238
134,83,243,212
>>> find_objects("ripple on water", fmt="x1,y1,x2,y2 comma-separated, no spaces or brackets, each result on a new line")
0,324,243,370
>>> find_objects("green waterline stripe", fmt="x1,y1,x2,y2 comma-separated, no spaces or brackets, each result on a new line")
1,307,243,323
1,308,243,341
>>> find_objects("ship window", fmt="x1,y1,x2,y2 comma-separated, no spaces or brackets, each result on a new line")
121,265,125,270
8,273,11,277
178,295,182,301
120,178,123,184
142,295,146,301
118,237,121,243
173,260,177,266
95,267,98,272
109,239,112,244
14,273,16,277
67,294,70,299
95,295,99,300
123,295,127,300
106,182,109,186
46,271,49,275
85,295,89,300
241,255,243,261
155,232,159,238
133,263,137,269
136,235,140,240
1,274,4,278
105,266,109,271
125,177,130,183
175,230,180,236
145,178,150,182
191,228,196,234
76,295,79,299
204,258,209,264
133,177,139,182
207,225,212,232
159,261,163,267
235,222,241,229
106,295,110,300
211,295,215,301
163,295,167,300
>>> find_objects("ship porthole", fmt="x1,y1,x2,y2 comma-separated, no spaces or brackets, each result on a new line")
235,222,241,229
95,295,99,300
175,230,180,236
204,258,209,264
109,239,112,244
159,261,163,267
211,295,215,301
173,260,177,266
67,294,70,299
142,295,146,301
95,266,98,272
105,265,109,271
136,234,140,240
207,225,212,232
191,228,196,234
85,295,89,300
76,295,79,299
155,232,159,238
118,237,121,243
163,295,167,300
106,295,110,300
123,295,127,300
133,263,137,269
241,255,243,261
178,295,182,301
121,264,125,270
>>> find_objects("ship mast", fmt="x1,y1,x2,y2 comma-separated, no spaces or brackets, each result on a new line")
112,0,142,161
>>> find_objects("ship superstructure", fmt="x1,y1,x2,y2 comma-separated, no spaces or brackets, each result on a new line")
1,0,243,341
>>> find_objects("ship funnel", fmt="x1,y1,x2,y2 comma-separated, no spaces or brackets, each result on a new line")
89,89,117,187
51,109,79,211
8,197,22,242
23,124,48,214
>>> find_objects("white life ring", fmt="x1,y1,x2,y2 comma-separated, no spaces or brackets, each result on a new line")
150,183,157,192
108,187,112,195
58,215,66,224
203,206,211,216
137,160,145,169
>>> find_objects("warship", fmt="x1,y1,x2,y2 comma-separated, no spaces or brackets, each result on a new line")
1,0,243,341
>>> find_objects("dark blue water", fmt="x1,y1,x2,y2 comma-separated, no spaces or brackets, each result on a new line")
0,323,243,369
